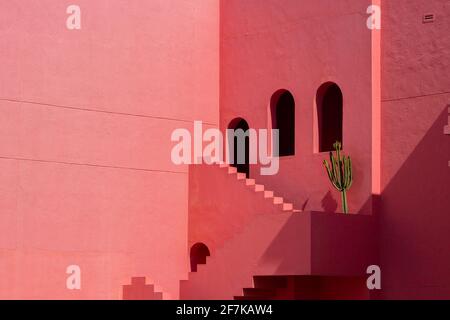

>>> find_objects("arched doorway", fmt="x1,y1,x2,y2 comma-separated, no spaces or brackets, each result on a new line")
316,82,343,152
228,118,250,178
270,90,295,156
190,243,210,272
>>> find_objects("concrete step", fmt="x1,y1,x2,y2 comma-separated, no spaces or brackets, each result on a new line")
234,295,273,300
236,173,246,180
243,288,276,298
273,197,283,205
264,191,274,198
253,276,289,289
228,167,238,174
281,203,294,211
254,184,265,192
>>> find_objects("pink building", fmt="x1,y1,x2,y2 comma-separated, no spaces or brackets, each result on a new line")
0,0,449,299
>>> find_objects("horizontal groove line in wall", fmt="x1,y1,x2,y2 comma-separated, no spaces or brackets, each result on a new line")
0,156,187,175
0,98,217,126
382,91,450,102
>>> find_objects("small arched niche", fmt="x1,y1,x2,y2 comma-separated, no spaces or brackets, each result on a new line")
190,242,211,272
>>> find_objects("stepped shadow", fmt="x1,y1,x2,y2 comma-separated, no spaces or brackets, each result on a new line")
257,214,311,274
376,105,450,298
321,191,338,213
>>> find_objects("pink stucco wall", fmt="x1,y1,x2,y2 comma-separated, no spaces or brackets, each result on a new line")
379,0,450,299
1,0,449,300
0,0,219,299
220,0,378,214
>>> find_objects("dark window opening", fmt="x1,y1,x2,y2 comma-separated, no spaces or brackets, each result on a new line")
317,82,343,152
228,118,250,178
271,90,295,156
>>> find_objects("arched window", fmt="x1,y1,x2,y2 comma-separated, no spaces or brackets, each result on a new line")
270,90,295,156
190,243,210,272
316,82,343,152
228,118,250,178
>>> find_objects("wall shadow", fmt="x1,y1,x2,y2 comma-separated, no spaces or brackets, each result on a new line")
321,191,338,213
377,105,450,298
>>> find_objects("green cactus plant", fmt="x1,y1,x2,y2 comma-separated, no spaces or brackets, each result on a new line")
323,141,353,214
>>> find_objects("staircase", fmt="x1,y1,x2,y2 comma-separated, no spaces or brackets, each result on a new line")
234,275,369,300
181,210,301,299
218,163,301,213
181,163,307,299
187,162,304,261
182,163,375,300
234,276,289,300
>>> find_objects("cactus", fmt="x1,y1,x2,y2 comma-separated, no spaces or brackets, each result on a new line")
323,141,353,214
